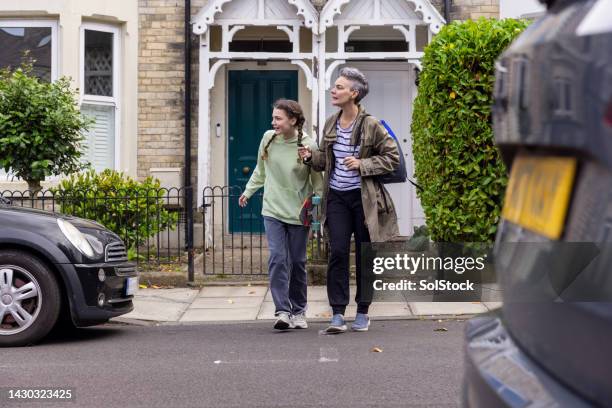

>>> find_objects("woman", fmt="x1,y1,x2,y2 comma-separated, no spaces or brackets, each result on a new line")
239,99,323,330
299,67,400,333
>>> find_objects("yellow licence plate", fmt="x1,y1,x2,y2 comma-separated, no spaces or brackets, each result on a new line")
502,155,577,240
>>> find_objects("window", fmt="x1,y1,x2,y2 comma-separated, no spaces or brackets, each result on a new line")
0,20,58,181
80,23,120,172
0,20,58,81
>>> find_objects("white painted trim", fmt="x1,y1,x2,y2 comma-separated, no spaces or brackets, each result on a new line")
0,19,59,81
326,51,424,60
79,22,122,171
277,25,299,53
193,0,319,34
291,60,313,90
222,24,244,53
325,60,345,90
209,59,230,90
320,0,445,34
197,32,212,210
208,52,314,59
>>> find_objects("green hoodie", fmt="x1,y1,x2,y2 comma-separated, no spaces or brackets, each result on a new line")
243,130,323,226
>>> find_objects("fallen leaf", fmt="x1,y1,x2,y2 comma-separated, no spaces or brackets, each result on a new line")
371,347,383,353
434,327,448,332
139,284,148,289
151,285,161,289
248,291,256,294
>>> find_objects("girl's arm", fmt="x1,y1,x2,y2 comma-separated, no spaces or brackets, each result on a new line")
242,135,268,198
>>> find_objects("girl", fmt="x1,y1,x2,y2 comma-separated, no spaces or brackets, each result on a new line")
239,99,323,330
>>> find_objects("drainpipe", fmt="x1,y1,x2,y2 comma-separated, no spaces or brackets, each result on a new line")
444,0,451,23
184,0,195,283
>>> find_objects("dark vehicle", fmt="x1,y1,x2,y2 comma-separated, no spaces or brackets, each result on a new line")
0,202,138,346
463,0,612,406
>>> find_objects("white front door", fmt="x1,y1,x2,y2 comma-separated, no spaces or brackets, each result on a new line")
326,62,425,236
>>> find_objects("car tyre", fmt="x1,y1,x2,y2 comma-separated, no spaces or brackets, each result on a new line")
0,250,61,347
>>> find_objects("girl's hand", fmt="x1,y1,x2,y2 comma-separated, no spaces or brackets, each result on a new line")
298,145,312,160
239,195,248,207
344,156,361,171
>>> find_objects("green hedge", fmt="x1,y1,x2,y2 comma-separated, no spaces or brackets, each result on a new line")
411,18,528,242
51,169,178,250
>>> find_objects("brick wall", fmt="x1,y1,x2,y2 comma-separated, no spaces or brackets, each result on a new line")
448,0,500,21
138,0,205,183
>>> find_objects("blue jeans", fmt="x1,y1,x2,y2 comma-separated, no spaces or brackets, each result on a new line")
263,216,309,315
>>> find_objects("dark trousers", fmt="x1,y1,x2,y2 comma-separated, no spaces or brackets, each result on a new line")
326,188,371,315
263,216,309,315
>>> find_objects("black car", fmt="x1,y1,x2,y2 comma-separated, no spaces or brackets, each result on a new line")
463,0,612,406
0,202,138,346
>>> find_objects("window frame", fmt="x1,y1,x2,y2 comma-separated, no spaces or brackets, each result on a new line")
0,19,59,182
79,22,121,170
0,19,59,81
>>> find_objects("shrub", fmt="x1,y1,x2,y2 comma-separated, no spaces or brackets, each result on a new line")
0,61,91,191
411,18,529,242
51,170,179,250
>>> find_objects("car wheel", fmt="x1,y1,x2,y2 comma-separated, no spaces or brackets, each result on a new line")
0,250,61,347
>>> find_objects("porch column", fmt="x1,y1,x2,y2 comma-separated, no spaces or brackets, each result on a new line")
317,31,327,143
197,33,211,208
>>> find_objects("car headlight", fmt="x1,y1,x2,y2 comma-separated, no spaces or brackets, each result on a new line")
57,218,95,258
85,234,104,255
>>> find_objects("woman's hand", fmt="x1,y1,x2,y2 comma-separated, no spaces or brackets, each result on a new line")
298,145,312,160
344,156,361,171
238,195,248,208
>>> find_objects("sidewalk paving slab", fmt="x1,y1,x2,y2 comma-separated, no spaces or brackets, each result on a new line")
191,296,264,309
180,307,260,322
134,288,199,302
124,298,190,322
198,286,267,298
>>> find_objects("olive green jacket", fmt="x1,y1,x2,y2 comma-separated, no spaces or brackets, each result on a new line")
308,105,400,242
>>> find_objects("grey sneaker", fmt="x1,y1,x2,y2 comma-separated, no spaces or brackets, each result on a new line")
323,314,347,334
291,312,308,329
351,313,370,332
274,312,293,330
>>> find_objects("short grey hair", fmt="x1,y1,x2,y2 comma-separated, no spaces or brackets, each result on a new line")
338,67,369,103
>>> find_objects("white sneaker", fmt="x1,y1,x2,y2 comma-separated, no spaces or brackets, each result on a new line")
291,312,308,329
274,312,293,330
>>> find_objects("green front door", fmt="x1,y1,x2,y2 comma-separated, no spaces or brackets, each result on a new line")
228,70,298,233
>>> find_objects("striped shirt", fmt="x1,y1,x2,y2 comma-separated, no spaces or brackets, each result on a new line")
329,120,361,191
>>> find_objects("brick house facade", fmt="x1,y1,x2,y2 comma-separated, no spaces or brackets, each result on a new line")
137,0,500,182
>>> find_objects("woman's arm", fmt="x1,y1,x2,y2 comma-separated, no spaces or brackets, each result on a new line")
308,142,327,172
359,120,400,177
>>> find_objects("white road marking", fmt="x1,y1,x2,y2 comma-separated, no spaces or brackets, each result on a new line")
212,348,339,365
318,347,339,363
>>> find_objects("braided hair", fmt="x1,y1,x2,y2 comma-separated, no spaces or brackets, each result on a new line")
262,99,306,163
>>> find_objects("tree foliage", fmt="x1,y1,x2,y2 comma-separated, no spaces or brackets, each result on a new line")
0,61,90,190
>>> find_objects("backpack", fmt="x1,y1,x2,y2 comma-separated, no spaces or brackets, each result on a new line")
355,115,408,185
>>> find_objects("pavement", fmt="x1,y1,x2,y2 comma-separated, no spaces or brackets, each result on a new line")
115,285,502,324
